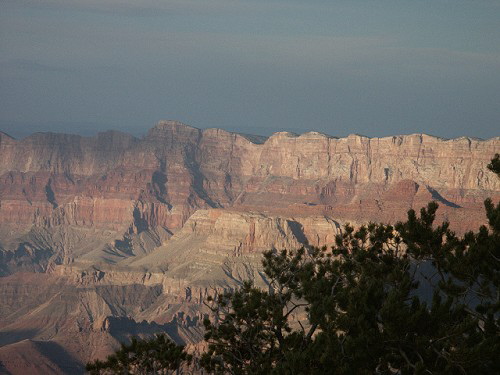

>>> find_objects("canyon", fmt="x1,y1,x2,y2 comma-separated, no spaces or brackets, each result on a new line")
0,120,499,373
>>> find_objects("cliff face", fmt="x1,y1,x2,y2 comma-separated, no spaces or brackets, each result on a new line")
1,120,498,286
1,120,498,291
1,121,498,235
1,121,499,372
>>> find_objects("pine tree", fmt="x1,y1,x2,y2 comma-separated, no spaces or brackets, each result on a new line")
200,156,500,374
201,201,499,374
488,153,500,175
86,334,191,375
91,156,500,374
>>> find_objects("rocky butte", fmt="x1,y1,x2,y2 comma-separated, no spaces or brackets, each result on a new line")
0,121,499,373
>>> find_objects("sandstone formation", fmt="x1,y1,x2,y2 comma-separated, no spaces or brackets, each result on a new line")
0,121,499,373
1,122,498,236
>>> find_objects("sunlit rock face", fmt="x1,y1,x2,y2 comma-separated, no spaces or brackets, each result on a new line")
1,121,498,234
0,121,498,372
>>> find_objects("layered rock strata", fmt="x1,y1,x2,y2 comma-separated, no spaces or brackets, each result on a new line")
1,122,498,237
0,121,499,373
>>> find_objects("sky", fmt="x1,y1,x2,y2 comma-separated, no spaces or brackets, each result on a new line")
1,0,500,140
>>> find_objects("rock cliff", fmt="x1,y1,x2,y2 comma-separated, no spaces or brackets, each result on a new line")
1,121,498,236
0,121,499,372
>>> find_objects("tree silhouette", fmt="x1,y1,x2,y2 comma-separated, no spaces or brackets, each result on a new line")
488,153,500,175
201,202,499,374
91,156,500,374
86,334,191,375
201,155,500,374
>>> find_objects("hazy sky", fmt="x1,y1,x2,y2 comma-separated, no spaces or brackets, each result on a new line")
1,0,499,139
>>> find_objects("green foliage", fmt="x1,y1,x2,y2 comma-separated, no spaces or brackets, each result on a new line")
86,334,191,375
201,201,500,374
200,250,307,374
92,155,500,374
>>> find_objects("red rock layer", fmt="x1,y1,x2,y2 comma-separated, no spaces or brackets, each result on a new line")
1,121,499,234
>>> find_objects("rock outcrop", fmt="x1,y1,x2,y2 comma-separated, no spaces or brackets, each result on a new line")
1,121,499,372
1,121,498,237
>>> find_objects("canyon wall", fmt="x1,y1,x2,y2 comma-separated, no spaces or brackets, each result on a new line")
0,121,499,373
1,121,498,235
